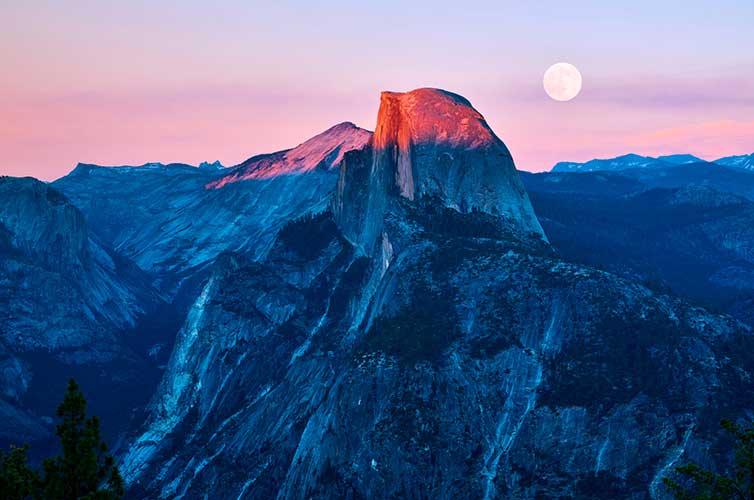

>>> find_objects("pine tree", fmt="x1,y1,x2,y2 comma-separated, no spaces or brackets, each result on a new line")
0,444,39,499
40,379,124,500
664,419,754,500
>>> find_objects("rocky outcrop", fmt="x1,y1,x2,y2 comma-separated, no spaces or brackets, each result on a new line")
334,88,545,253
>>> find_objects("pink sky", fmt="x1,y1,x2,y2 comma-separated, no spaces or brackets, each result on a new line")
2,1,753,180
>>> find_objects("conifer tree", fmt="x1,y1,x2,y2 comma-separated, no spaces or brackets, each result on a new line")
0,444,39,500
664,419,754,500
40,379,124,500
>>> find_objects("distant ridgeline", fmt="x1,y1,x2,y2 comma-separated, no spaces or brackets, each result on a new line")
550,151,754,172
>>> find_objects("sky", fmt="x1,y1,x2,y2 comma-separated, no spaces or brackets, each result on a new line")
1,1,753,180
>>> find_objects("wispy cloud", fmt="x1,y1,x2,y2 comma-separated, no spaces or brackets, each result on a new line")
632,119,754,159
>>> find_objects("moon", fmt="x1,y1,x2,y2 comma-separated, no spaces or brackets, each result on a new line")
543,63,582,102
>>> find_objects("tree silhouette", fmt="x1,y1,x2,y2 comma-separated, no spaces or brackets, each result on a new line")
40,378,124,500
664,419,754,500
0,444,39,500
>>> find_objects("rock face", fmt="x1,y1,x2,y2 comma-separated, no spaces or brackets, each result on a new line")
335,88,544,252
121,207,754,500
118,90,754,500
0,177,163,449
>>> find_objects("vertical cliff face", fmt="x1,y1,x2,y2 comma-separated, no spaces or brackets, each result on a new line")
0,177,90,273
336,88,545,252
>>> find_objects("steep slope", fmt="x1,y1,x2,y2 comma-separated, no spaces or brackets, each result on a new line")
53,123,372,295
207,122,371,187
120,89,754,499
0,177,163,451
0,177,158,344
122,203,754,500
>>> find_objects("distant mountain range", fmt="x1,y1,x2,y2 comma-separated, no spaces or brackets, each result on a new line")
551,152,754,173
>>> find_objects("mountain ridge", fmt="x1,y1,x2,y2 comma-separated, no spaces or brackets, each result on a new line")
550,151,754,173
207,122,371,188
52,123,366,293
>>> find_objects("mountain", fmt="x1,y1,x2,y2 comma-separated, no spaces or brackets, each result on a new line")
207,122,371,187
519,170,646,198
522,171,754,326
118,89,754,500
551,153,670,172
716,152,754,171
198,160,224,171
657,154,703,164
550,152,754,175
52,123,371,296
544,152,754,202
0,177,165,452
334,88,544,251
617,161,754,201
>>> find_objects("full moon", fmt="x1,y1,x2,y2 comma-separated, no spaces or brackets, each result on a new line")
543,62,582,101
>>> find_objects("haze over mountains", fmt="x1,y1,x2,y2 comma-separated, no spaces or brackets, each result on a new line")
2,88,754,499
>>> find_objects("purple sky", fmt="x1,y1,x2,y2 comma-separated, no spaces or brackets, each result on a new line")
2,1,753,180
